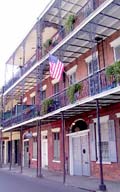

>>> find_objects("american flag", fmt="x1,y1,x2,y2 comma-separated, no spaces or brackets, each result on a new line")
49,54,64,80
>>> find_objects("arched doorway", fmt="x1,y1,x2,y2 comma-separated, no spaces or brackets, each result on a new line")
68,119,90,176
71,119,88,133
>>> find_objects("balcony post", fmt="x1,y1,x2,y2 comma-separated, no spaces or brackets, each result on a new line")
61,111,66,184
0,128,2,168
37,119,42,177
36,17,43,178
9,130,12,171
20,126,23,173
96,99,107,191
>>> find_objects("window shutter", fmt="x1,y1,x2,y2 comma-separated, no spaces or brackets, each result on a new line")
33,142,37,159
108,120,117,162
90,123,96,161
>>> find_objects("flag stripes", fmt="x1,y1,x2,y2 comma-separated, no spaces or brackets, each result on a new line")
49,55,64,80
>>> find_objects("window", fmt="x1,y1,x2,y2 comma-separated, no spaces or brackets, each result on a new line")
96,122,109,162
69,72,76,85
32,137,37,159
54,82,59,94
91,119,117,163
42,90,46,100
31,96,35,105
114,45,120,61
53,132,60,161
54,83,60,106
87,57,99,75
66,65,77,85
101,141,109,161
87,57,99,95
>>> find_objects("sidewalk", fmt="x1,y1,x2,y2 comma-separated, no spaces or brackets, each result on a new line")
1,166,120,192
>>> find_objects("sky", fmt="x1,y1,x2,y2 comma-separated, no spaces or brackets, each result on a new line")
0,0,50,87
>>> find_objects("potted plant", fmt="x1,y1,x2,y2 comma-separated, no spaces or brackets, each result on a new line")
67,82,82,103
105,61,120,86
42,98,54,114
65,15,76,33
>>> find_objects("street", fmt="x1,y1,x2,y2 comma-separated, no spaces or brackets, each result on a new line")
0,171,93,192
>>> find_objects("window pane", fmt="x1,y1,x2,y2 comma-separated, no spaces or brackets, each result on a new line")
31,96,35,105
53,132,60,160
54,83,59,94
101,141,109,161
33,141,37,159
114,45,120,61
69,72,76,85
42,90,46,100
96,122,109,162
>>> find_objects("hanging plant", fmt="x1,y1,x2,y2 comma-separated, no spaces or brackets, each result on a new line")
67,82,82,103
42,98,54,114
105,61,120,82
65,15,76,33
43,38,52,49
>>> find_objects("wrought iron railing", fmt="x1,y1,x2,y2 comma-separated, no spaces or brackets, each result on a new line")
2,68,118,128
3,105,37,128
4,54,36,92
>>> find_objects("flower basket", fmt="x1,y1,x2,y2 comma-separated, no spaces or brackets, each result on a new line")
105,61,120,83
65,15,76,33
42,98,54,114
67,82,82,103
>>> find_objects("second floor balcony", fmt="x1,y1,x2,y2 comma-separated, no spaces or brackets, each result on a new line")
2,66,120,128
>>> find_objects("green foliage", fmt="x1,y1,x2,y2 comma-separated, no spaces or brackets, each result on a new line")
105,61,120,82
65,15,76,32
42,98,54,114
43,39,52,49
67,83,82,103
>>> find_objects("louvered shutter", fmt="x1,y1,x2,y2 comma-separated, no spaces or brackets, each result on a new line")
90,123,96,161
108,120,117,162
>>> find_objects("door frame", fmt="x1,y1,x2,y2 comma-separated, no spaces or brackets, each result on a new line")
67,129,90,176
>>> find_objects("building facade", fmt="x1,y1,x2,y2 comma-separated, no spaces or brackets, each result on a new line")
1,0,120,190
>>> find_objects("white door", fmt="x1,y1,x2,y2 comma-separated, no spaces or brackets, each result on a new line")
72,137,82,175
42,136,48,168
24,141,29,167
71,134,90,176
81,135,90,176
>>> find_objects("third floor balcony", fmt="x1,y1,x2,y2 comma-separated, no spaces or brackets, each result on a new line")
4,0,108,93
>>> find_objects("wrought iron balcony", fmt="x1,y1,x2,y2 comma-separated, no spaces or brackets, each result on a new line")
3,105,37,128
2,67,118,128
4,54,36,92
3,0,106,93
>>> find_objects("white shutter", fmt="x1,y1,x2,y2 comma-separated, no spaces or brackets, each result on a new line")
90,123,96,161
33,142,37,159
108,120,117,162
